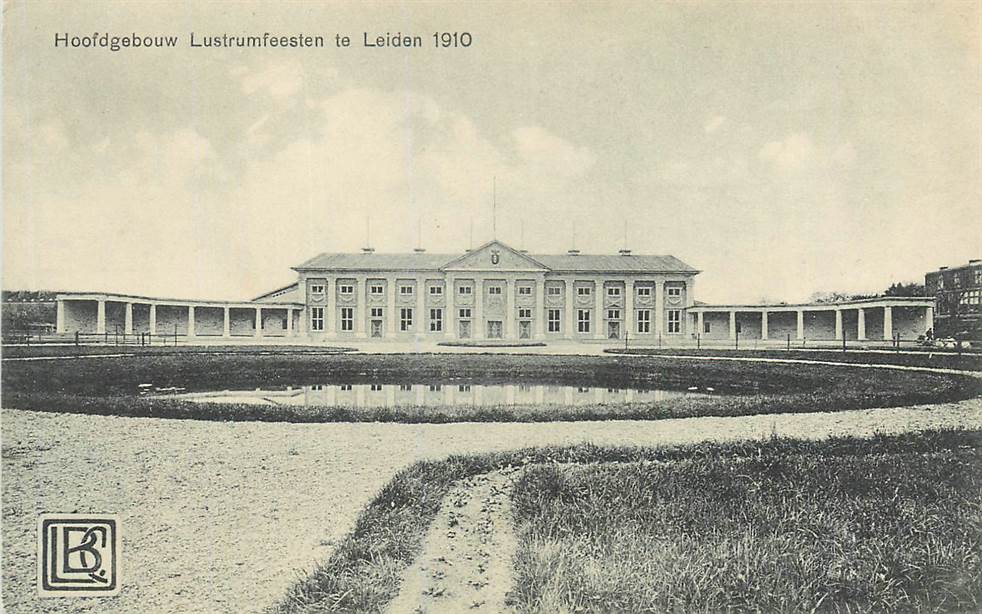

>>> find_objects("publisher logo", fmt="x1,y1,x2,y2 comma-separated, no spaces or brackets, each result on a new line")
38,514,120,597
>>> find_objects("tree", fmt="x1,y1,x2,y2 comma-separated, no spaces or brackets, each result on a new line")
883,282,926,297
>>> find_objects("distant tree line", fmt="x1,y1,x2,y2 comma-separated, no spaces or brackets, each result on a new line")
809,282,926,304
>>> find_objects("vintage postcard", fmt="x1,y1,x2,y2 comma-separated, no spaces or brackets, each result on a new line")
3,1,981,613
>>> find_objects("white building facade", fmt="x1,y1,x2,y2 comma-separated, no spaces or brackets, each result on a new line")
287,240,699,342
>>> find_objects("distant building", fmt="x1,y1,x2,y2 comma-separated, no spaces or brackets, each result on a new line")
925,259,982,339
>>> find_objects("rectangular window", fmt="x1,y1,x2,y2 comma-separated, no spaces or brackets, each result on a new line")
636,309,650,333
607,287,621,297
370,384,383,392
458,308,472,319
370,284,384,295
547,286,562,296
429,285,443,295
667,286,682,298
518,308,532,319
340,307,354,331
311,307,324,331
667,310,681,333
458,285,473,295
488,286,502,295
548,309,561,332
370,307,383,318
518,286,532,296
429,308,443,332
339,384,352,391
703,320,711,334
577,287,591,296
636,287,651,297
400,285,414,295
975,269,982,286
400,384,412,391
339,284,354,295
310,283,325,295
400,308,413,331
429,384,442,392
953,276,962,288
458,384,471,392
607,309,620,320
577,309,591,333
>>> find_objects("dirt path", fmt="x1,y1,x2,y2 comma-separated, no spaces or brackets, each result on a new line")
386,468,522,614
3,398,981,613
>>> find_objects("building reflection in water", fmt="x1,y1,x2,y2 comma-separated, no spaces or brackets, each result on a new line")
175,383,711,408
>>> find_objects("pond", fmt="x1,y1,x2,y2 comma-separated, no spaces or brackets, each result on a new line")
162,382,718,408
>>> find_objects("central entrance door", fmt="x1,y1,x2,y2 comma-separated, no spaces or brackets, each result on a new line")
459,320,471,339
519,321,531,339
607,321,620,339
487,320,503,339
371,320,383,338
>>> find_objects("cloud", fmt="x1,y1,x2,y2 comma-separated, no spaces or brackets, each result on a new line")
704,115,727,134
758,132,815,171
237,61,315,103
511,125,597,178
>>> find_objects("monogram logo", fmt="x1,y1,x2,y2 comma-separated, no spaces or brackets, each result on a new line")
490,249,500,265
38,514,120,596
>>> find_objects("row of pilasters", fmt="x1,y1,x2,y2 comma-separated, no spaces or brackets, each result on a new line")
307,276,676,340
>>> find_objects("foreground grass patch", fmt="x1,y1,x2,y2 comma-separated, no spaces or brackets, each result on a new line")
3,353,979,423
511,432,982,613
273,431,982,613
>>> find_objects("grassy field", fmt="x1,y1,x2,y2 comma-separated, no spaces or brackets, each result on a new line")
273,431,982,613
609,347,982,371
2,353,979,423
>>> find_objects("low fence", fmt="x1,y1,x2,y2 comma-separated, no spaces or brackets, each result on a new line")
2,330,188,346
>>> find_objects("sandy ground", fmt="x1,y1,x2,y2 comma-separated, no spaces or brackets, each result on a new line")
386,468,522,614
3,398,981,614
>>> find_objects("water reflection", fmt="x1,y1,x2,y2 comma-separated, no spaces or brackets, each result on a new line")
169,383,713,408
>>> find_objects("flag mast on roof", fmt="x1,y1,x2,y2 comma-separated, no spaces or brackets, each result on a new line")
492,176,497,240
363,217,374,253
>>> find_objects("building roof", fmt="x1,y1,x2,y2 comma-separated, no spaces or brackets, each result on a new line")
294,241,698,274
252,282,302,304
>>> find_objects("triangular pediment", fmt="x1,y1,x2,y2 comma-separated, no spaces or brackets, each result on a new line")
442,240,550,271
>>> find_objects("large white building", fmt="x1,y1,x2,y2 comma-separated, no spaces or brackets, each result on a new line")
55,239,934,345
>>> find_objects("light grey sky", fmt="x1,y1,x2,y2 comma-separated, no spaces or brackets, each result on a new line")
4,1,980,303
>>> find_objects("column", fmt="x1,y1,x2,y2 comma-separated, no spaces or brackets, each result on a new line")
326,276,337,336
728,310,736,340
96,300,106,334
149,304,157,335
356,277,368,338
506,278,516,339
624,279,635,340
696,311,704,338
760,311,768,341
387,277,397,335
56,300,66,333
124,303,133,335
416,277,426,336
187,306,196,337
534,277,546,340
882,306,893,341
223,306,231,337
654,281,665,337
857,308,866,341
594,280,605,340
925,306,934,333
445,274,456,339
796,310,804,340
286,308,294,337
564,278,575,340
474,278,484,340
254,307,262,338
834,309,843,340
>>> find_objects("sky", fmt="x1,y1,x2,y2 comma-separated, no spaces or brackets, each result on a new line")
3,1,980,303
